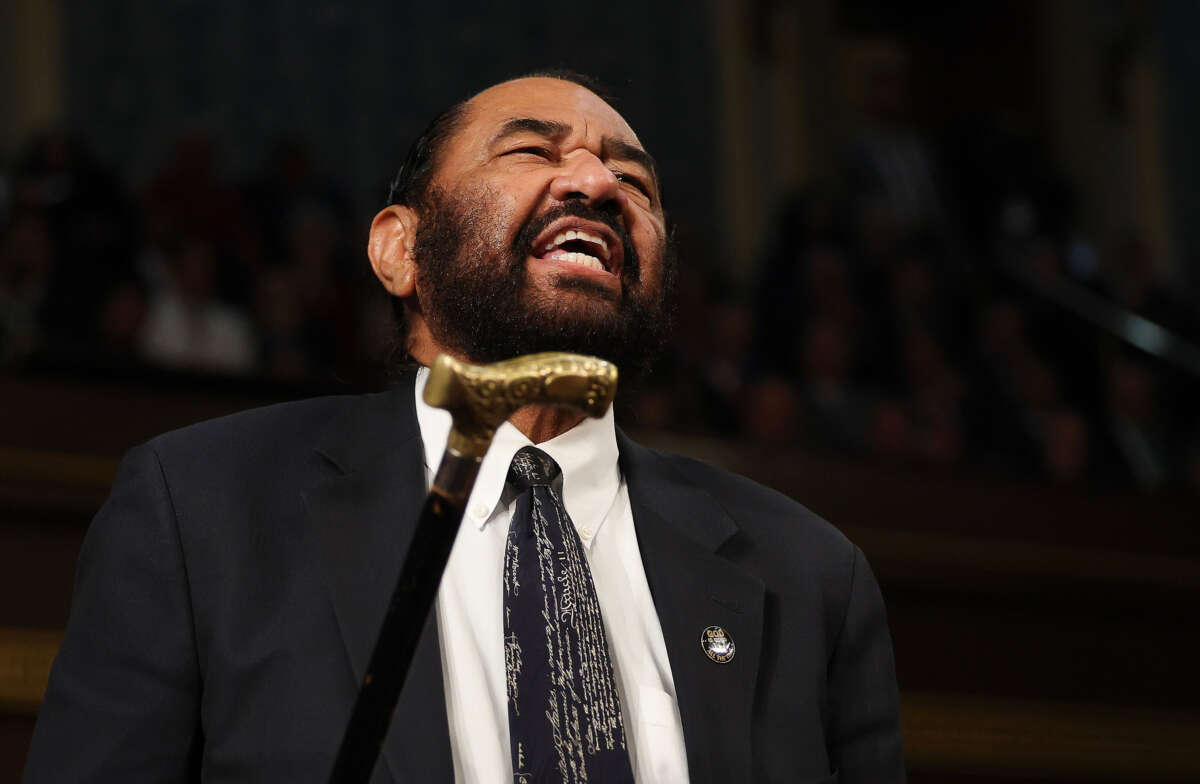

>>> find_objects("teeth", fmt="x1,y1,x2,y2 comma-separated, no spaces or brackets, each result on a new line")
558,251,605,271
545,228,610,257
584,232,608,252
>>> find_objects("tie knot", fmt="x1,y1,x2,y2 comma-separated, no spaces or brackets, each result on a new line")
507,446,561,490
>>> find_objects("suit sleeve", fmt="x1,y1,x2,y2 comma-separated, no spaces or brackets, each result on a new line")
826,545,905,782
24,444,202,783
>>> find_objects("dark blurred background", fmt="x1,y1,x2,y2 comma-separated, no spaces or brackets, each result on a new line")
2,0,1198,781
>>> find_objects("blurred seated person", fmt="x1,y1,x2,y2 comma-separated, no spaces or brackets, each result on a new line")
139,237,257,374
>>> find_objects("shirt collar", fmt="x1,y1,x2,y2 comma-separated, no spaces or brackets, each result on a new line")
414,366,621,546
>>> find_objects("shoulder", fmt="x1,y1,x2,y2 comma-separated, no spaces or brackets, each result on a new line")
146,394,361,464
622,438,871,648
623,438,857,570
136,390,409,501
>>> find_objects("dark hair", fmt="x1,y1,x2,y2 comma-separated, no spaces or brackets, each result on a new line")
386,69,618,208
386,102,469,207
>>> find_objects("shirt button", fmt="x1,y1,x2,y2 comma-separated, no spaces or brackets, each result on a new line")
579,526,593,540
470,503,490,520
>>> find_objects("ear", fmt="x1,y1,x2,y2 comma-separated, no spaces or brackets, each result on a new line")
367,204,419,298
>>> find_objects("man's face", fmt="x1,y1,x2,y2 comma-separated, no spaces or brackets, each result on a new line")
409,77,674,376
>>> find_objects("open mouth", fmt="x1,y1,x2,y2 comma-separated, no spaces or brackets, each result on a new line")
530,219,622,278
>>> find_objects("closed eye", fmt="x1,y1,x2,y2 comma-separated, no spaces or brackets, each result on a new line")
504,146,554,160
614,170,651,198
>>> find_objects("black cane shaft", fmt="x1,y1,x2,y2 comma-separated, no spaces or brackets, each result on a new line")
328,451,481,784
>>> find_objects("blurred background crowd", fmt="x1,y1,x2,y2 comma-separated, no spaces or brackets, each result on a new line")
0,129,369,380
5,3,1200,780
2,0,1199,493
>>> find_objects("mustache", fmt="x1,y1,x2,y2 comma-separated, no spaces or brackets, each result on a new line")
514,201,640,281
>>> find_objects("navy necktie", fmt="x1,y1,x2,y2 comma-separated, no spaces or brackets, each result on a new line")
503,446,635,783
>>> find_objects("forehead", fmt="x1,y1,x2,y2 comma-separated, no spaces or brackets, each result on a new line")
459,77,643,150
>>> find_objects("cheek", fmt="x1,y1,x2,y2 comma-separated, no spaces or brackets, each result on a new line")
474,171,541,209
631,216,668,281
479,184,536,250
460,189,521,256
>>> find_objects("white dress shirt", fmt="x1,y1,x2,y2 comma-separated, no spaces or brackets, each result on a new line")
414,368,690,783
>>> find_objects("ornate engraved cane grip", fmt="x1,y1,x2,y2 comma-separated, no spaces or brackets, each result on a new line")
423,352,618,458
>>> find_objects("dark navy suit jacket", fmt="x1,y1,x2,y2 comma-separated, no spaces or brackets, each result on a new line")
25,380,904,783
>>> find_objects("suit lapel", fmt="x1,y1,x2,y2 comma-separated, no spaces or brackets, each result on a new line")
302,381,453,783
618,432,764,784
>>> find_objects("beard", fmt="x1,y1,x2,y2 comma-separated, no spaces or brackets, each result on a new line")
408,185,675,381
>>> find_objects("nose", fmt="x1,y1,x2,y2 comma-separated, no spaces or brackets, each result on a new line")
548,151,624,208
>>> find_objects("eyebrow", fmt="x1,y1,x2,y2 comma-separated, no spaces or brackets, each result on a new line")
490,116,660,192
489,117,570,146
602,137,659,186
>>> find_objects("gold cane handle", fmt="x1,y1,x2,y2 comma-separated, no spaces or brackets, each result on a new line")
423,352,618,458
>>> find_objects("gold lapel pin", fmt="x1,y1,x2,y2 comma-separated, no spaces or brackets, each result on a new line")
700,625,736,664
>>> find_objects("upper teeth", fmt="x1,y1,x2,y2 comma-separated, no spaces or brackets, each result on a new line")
545,229,609,258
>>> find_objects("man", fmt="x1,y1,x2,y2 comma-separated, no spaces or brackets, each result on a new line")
25,73,904,782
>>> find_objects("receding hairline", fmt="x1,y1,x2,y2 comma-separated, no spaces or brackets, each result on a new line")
457,76,642,147
387,71,651,208
469,75,604,101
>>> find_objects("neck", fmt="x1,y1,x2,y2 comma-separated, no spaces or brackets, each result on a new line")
508,405,586,444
